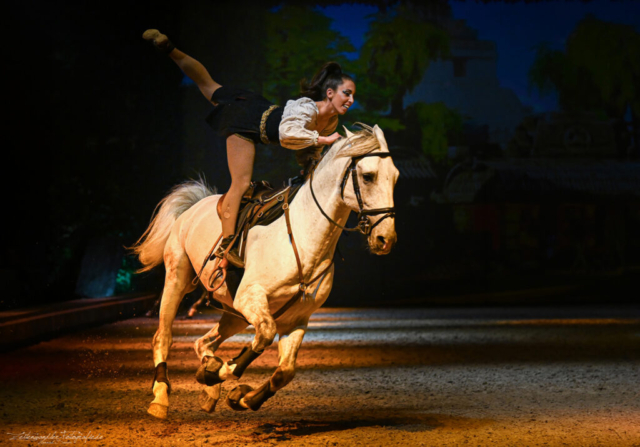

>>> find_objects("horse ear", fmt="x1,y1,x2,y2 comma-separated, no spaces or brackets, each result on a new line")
343,125,355,138
373,125,389,152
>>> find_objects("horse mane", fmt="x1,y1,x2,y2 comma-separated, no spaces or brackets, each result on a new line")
322,122,382,164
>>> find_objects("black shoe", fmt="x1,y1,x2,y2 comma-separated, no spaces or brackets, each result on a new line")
142,29,176,54
214,235,245,269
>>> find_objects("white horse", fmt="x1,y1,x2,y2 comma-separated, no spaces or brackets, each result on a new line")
132,124,399,419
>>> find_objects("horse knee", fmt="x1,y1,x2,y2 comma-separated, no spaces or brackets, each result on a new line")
194,332,219,359
255,319,276,348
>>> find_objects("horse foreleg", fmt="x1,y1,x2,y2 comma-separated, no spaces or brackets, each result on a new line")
222,284,276,380
148,241,196,419
228,327,306,412
194,311,248,412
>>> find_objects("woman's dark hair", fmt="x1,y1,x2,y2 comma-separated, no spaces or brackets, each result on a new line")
300,62,354,101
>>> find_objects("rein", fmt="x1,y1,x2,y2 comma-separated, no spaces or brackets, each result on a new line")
309,152,396,236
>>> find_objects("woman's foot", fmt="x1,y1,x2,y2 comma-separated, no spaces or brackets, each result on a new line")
142,29,175,54
214,235,245,268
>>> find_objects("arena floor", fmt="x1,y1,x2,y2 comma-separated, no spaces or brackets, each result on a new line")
1,306,639,446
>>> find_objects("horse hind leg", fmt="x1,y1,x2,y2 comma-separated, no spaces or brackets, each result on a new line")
194,312,248,413
227,327,306,412
148,236,197,419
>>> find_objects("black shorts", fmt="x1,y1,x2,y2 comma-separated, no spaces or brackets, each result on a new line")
205,86,283,145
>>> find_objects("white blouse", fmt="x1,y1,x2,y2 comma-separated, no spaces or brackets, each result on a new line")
279,97,339,150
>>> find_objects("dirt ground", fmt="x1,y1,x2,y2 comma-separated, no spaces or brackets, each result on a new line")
1,306,639,446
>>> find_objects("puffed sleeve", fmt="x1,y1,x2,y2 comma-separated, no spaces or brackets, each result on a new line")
279,98,321,150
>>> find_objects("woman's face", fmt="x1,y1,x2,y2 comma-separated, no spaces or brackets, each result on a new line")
327,79,356,115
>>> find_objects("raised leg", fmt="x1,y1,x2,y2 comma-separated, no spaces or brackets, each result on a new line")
168,49,222,101
148,236,197,419
228,327,306,411
143,29,221,102
195,312,249,360
195,284,273,388
194,312,248,412
234,284,277,355
194,308,248,388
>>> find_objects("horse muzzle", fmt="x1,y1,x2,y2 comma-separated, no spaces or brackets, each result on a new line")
368,221,397,255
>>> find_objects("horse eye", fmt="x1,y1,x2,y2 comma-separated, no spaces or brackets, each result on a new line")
362,173,375,183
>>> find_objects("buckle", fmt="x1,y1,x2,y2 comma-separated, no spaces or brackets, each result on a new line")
358,217,371,235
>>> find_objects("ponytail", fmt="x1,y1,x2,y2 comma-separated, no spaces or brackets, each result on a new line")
300,62,354,101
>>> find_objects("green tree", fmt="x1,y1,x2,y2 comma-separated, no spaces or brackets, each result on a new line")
405,102,463,161
263,5,355,105
355,4,450,119
529,15,640,154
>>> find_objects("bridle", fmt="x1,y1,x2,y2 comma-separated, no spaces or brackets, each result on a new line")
309,151,396,235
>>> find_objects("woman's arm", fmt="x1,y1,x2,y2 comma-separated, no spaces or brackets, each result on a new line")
317,133,341,146
279,99,324,149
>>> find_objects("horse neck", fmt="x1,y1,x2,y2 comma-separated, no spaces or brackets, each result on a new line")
289,154,351,261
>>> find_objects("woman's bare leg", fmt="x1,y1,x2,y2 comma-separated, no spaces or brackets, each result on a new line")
168,49,221,102
143,30,221,102
221,135,255,237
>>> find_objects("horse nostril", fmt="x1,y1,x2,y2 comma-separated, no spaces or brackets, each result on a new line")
377,236,386,246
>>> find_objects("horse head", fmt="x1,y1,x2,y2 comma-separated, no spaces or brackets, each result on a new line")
335,124,399,255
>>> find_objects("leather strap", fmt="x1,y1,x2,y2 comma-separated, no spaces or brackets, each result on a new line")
282,188,334,302
216,193,227,220
282,189,305,289
271,260,333,320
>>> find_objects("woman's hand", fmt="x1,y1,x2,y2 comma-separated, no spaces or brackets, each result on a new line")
317,132,341,146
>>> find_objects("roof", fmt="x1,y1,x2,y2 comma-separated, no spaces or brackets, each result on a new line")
389,147,438,180
440,159,640,203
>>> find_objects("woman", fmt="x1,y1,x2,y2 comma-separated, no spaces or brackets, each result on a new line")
142,30,355,267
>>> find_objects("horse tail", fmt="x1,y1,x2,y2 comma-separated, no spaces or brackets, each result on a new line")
131,179,216,272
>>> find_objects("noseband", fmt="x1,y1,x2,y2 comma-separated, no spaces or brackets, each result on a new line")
309,152,396,235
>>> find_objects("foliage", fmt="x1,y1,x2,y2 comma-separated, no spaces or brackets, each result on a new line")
115,254,139,294
405,102,464,162
263,5,355,105
354,5,450,117
529,15,640,119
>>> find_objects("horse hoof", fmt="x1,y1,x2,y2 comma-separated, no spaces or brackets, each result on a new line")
147,403,168,419
242,381,275,411
199,386,221,413
226,385,253,411
196,356,224,385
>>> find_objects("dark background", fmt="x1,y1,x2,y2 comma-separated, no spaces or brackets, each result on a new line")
4,0,638,311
